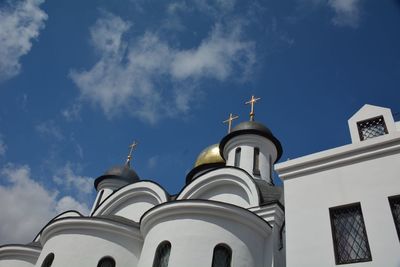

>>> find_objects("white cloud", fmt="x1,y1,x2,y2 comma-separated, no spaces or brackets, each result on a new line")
62,102,82,121
328,0,360,28
35,120,64,141
171,24,254,80
167,1,189,14
55,196,89,214
0,164,89,245
305,0,361,28
0,0,47,81
147,155,158,169
0,134,6,157
53,163,94,195
70,12,254,123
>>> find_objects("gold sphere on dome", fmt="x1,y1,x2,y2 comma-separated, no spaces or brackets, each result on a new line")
194,144,225,168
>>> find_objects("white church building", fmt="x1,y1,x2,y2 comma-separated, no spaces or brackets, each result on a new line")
0,103,400,267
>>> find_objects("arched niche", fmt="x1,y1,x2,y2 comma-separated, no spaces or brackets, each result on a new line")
177,167,260,208
93,181,169,222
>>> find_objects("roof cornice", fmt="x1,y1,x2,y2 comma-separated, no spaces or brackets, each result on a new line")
140,200,271,237
275,133,400,180
40,216,142,246
0,245,41,263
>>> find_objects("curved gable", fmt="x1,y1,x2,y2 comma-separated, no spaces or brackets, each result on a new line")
177,167,260,208
93,181,169,222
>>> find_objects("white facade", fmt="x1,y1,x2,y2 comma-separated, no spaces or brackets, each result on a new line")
1,104,399,267
276,104,400,267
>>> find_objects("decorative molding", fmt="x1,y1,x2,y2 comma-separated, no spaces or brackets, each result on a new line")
93,181,169,216
177,168,260,208
0,245,41,263
276,133,400,180
140,200,271,238
250,203,285,227
40,217,142,246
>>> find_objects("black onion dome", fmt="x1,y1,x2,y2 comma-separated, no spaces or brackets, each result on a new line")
219,121,283,163
94,165,140,190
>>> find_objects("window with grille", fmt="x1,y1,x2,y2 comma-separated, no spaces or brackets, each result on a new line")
389,195,400,241
329,203,372,264
212,244,232,267
41,253,54,267
153,241,171,267
357,116,388,141
234,147,241,167
253,147,260,176
97,256,115,267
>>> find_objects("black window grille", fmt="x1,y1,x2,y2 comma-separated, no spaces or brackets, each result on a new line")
329,203,372,264
389,195,400,241
97,256,115,267
41,253,54,267
234,148,241,167
153,241,171,267
212,244,232,267
357,116,388,141
253,147,260,176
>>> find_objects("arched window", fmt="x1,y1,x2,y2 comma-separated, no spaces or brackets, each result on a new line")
234,147,241,167
41,253,54,267
212,244,232,267
253,147,260,175
153,241,171,267
97,256,116,267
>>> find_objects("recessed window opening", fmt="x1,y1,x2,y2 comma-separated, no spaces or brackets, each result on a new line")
389,195,400,241
153,241,171,267
212,244,232,267
41,253,55,267
97,256,115,267
253,147,260,176
329,203,372,264
357,115,388,141
269,155,274,185
234,147,241,167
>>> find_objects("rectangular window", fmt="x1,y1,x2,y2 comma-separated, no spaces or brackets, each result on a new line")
329,203,372,265
253,147,260,176
357,115,388,141
234,147,241,167
389,195,400,241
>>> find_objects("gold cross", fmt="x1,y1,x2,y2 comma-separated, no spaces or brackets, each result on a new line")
245,95,261,121
126,140,138,166
223,113,239,133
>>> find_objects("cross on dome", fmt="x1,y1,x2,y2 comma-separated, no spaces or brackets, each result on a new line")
223,113,239,133
125,140,138,167
245,95,261,121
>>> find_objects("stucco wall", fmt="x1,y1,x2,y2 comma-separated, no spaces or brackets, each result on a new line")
282,152,400,267
139,201,272,267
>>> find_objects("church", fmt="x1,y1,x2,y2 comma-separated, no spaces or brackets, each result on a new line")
0,98,399,267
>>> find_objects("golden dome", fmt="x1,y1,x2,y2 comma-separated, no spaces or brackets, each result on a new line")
194,144,225,167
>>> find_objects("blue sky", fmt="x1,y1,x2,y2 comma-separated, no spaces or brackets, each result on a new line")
0,0,399,244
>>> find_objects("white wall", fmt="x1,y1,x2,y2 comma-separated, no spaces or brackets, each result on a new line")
138,201,272,267
37,218,143,267
278,147,400,267
224,134,277,184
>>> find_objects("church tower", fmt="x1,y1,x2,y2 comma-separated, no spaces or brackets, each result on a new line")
90,141,140,214
219,96,282,184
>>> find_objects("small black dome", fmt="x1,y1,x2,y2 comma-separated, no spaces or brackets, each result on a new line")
219,120,283,162
104,165,140,180
231,121,273,135
94,165,140,190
